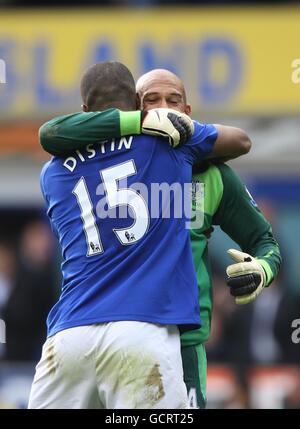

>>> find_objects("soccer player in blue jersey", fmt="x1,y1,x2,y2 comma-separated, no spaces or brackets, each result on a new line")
28,62,251,409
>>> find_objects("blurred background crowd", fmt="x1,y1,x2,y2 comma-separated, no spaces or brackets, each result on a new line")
0,0,299,408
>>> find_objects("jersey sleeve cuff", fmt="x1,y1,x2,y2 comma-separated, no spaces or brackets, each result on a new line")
257,259,273,286
120,111,142,136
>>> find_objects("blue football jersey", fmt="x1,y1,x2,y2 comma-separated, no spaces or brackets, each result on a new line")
41,122,218,337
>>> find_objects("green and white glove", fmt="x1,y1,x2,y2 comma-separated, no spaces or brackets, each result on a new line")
226,249,267,305
141,108,194,148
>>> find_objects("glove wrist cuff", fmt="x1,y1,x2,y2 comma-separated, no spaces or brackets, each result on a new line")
120,111,142,136
257,259,273,286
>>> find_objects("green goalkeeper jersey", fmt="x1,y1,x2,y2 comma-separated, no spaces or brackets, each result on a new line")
40,111,281,348
181,163,281,347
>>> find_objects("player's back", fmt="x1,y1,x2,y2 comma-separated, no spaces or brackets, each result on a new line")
41,134,205,336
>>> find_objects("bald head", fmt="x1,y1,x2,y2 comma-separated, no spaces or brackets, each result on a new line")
136,69,191,115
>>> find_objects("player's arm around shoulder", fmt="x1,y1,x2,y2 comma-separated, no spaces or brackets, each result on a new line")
206,124,252,161
178,121,251,165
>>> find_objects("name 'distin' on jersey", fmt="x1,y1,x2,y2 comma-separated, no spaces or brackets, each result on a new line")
63,137,133,173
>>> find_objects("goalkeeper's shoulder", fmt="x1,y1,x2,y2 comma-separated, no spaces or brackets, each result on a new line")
215,162,242,183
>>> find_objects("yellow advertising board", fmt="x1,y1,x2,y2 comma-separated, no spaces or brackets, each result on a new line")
0,7,299,119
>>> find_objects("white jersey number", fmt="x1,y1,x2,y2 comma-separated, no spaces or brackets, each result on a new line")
73,160,149,256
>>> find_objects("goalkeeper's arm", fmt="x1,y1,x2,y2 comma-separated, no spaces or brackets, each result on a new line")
39,110,140,156
212,164,282,305
40,109,193,156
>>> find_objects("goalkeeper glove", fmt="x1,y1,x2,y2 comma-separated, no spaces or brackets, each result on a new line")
141,108,194,148
226,249,267,305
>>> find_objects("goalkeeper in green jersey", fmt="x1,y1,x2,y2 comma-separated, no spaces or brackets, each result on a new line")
135,69,281,408
181,162,281,408
39,68,280,409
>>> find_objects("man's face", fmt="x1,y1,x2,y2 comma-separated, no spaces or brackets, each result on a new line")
137,75,191,116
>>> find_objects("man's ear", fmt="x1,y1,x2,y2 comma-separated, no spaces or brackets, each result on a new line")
136,93,141,110
184,104,192,116
82,104,88,112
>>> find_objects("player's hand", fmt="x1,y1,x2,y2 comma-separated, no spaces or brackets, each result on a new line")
226,249,267,305
141,108,194,148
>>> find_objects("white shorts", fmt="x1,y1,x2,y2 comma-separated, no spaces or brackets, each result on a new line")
28,321,188,409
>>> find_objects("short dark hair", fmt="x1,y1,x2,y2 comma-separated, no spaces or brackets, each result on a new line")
80,61,137,111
